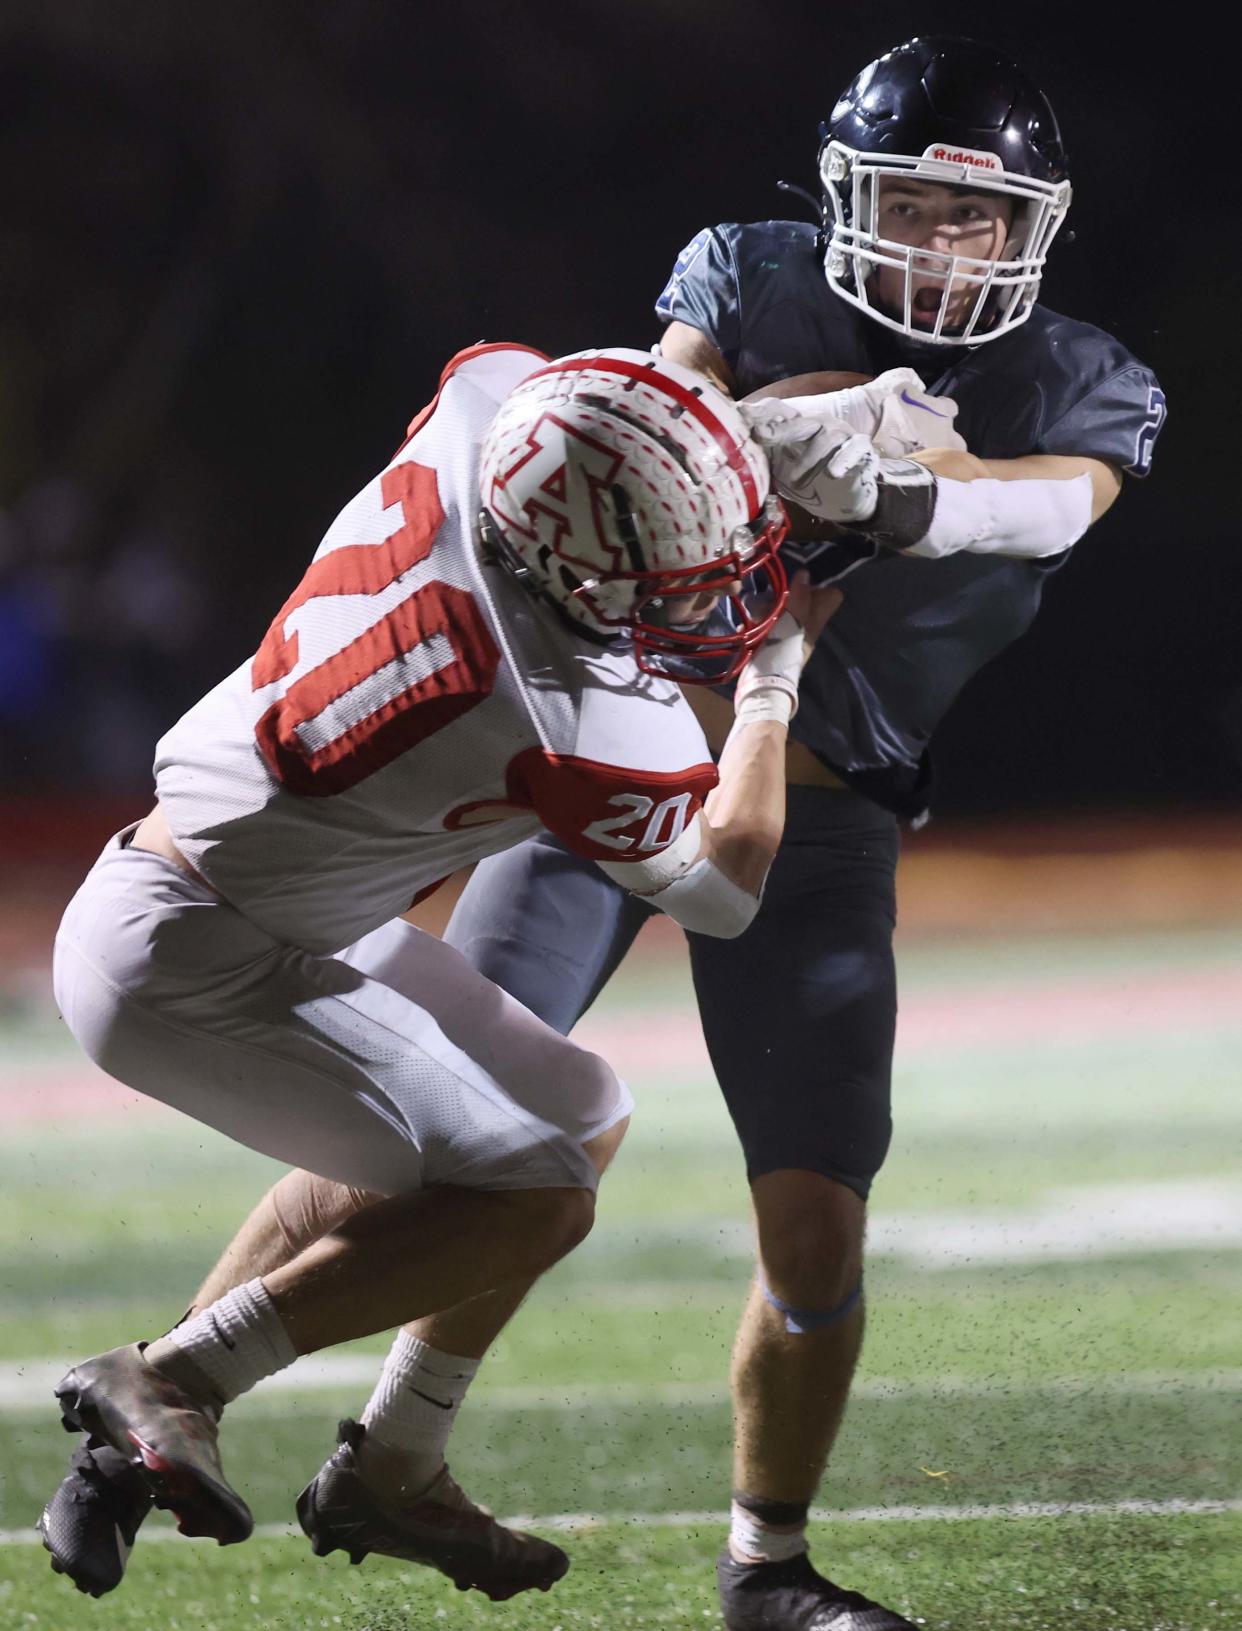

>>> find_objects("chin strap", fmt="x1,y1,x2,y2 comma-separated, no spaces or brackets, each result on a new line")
776,177,826,232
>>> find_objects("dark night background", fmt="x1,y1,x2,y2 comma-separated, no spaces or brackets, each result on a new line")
0,0,1234,818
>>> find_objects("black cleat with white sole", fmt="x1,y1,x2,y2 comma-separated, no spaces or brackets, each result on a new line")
718,1549,921,1630
38,1440,154,1597
297,1419,569,1602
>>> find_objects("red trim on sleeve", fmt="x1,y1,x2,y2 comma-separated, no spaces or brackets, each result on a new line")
395,342,552,455
504,745,717,863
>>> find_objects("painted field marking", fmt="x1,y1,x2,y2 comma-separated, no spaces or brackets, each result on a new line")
3,1361,1240,1411
865,1177,1242,1265
3,1496,1240,1547
526,1497,1242,1530
578,1177,1242,1269
13,1176,1234,1317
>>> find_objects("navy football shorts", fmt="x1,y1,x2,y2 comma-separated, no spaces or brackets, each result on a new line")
444,785,899,1198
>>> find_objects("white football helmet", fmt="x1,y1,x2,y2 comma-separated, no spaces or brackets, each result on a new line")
478,348,788,681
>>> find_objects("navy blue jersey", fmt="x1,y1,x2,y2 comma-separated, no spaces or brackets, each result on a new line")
657,221,1167,817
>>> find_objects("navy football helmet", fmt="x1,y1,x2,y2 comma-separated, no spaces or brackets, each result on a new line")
819,37,1072,345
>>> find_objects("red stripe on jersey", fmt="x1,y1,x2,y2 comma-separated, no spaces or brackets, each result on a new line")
255,579,501,795
524,353,760,512
253,462,446,689
504,745,717,863
251,461,501,795
396,341,553,455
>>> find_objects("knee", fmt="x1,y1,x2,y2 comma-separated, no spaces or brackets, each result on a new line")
500,1185,596,1272
751,1170,866,1306
555,1186,597,1257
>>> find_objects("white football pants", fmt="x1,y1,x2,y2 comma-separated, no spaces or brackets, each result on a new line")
52,829,631,1195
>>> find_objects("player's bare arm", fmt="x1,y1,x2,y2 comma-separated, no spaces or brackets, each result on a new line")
659,319,736,394
745,379,1122,561
595,573,841,932
661,331,1104,568
699,575,841,890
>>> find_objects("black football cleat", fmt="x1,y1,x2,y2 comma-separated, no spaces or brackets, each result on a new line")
38,1439,155,1597
54,1344,252,1546
297,1419,569,1601
718,1549,921,1630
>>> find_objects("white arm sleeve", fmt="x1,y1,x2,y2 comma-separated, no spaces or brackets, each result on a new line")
595,814,762,939
908,472,1094,561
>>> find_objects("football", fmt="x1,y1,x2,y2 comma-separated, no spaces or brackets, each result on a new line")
740,369,872,403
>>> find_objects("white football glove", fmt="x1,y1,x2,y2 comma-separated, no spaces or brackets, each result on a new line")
738,400,880,524
741,390,943,545
872,371,964,455
744,368,966,458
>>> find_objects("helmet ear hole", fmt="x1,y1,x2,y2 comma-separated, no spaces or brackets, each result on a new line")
609,483,645,572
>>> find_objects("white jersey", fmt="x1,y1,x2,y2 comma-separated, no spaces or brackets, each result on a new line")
155,344,717,954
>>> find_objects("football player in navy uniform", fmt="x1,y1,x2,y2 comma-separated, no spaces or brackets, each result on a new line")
442,37,1166,1630
38,36,1165,1630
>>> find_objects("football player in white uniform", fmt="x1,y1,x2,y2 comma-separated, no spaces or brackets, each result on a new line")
40,344,840,1600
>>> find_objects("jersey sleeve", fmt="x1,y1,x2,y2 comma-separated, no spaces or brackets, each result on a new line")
398,342,551,454
1034,363,1167,479
654,225,743,367
505,746,717,863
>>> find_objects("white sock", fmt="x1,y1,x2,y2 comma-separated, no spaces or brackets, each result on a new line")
358,1332,479,1495
729,1499,810,1565
159,1278,297,1405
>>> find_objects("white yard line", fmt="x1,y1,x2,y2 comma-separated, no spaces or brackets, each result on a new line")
867,1178,1242,1265
654,1178,1242,1268
2,1361,1239,1411
2,1496,1239,1547
525,1498,1242,1530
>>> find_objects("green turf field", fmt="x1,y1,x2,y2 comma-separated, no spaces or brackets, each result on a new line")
1,924,1240,1629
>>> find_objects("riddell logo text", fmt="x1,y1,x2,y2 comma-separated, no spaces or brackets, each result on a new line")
926,146,1001,170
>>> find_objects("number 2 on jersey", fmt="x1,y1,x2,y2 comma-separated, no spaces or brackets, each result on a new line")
252,461,500,795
